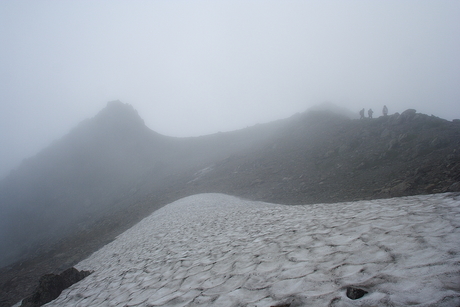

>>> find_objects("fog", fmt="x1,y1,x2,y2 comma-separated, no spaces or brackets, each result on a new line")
1,0,459,178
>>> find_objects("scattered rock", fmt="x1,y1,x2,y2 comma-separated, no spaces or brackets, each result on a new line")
424,183,436,193
397,109,417,123
387,138,399,150
430,137,449,149
448,182,460,192
390,181,411,196
346,286,368,299
413,142,431,158
20,267,91,307
398,133,407,142
380,128,390,138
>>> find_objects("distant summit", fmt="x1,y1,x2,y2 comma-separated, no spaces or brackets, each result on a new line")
0,101,160,270
86,100,146,131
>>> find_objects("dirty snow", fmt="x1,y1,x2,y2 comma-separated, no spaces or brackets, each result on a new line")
42,193,460,306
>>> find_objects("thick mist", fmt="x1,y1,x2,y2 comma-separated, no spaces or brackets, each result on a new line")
1,1,459,178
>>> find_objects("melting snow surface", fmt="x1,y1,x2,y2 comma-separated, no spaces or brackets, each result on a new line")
44,193,460,306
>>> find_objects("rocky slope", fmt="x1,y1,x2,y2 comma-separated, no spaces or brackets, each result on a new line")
185,109,460,204
1,103,459,306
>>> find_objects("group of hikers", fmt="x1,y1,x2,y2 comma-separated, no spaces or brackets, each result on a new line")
360,105,388,119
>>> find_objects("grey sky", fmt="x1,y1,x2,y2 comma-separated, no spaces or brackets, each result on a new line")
1,0,459,178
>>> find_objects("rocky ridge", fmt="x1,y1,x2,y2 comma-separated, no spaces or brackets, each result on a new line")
1,103,459,306
182,109,460,204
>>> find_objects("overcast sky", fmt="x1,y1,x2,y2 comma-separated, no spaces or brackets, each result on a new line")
1,1,459,178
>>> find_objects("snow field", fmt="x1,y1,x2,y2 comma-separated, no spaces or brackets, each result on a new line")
45,193,460,306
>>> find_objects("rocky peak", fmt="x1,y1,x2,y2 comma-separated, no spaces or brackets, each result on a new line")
93,100,146,131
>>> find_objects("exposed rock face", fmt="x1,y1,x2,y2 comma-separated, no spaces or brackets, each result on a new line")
20,268,91,307
397,108,417,123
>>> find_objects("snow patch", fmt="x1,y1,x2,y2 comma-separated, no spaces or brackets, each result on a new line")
44,193,460,306
187,166,214,183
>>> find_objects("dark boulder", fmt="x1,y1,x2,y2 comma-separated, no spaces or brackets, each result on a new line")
346,286,368,299
20,267,91,307
397,109,417,123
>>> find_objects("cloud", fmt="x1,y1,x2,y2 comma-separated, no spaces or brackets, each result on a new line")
0,0,459,177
